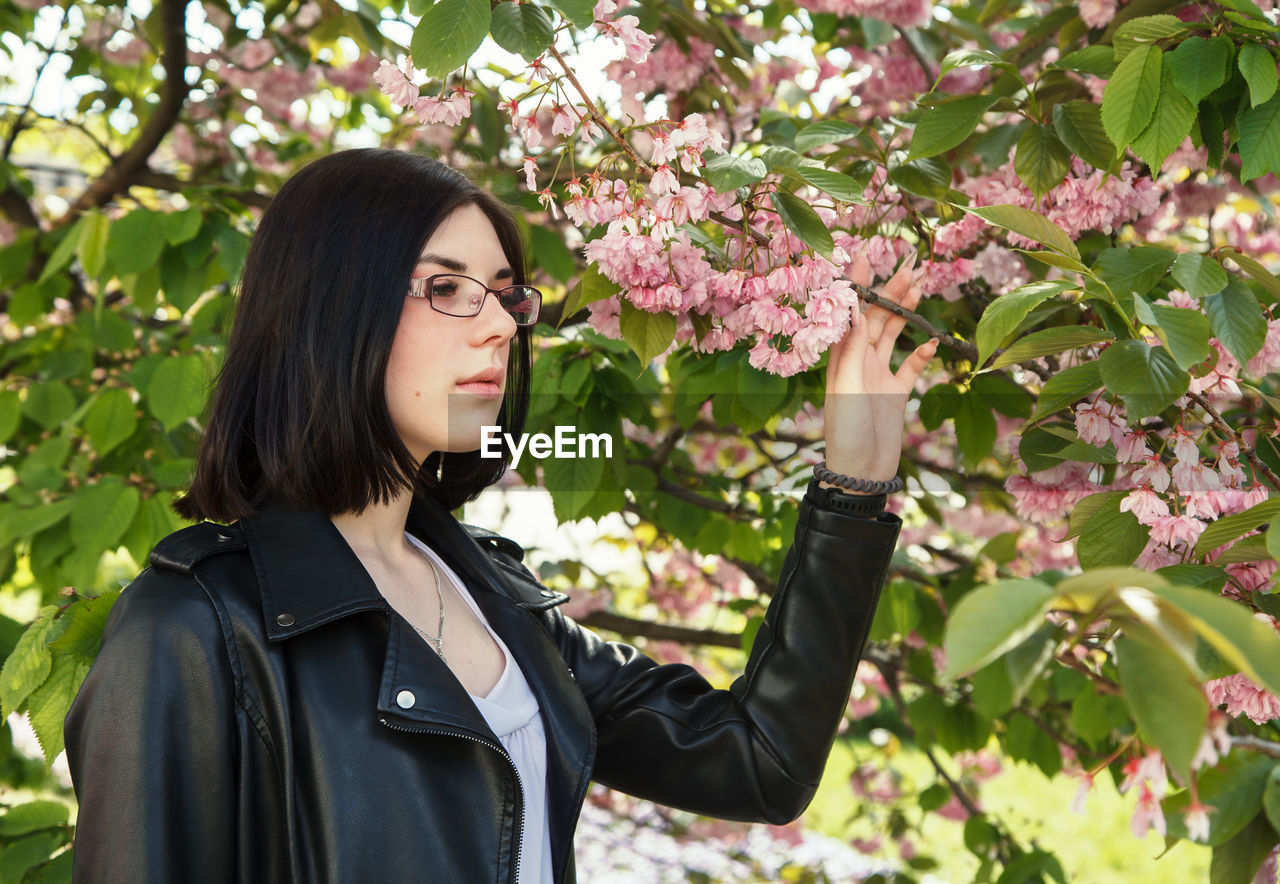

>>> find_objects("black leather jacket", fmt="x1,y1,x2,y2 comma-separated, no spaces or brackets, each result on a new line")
64,489,900,883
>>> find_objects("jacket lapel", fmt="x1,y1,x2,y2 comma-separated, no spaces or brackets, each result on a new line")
406,495,597,880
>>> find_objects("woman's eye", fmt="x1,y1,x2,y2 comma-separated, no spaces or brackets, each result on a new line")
431,282,460,299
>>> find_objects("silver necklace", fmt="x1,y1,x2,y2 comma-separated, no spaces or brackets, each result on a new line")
410,551,447,664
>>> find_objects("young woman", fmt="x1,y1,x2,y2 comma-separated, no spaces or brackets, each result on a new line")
64,148,933,883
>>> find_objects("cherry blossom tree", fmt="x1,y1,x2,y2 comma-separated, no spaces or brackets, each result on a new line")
2,0,1280,879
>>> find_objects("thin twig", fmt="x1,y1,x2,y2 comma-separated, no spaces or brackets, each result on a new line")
1230,735,1280,759
1189,391,1280,492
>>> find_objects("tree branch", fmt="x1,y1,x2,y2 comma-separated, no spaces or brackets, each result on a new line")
1189,391,1280,493
576,610,742,648
69,0,192,215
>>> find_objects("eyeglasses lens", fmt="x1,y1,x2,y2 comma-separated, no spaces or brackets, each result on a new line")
426,275,540,326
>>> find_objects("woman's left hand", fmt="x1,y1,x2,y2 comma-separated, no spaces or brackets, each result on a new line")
823,250,939,487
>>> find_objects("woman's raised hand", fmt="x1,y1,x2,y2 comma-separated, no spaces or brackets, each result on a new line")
822,250,939,486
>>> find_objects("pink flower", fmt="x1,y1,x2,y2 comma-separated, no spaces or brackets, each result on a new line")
413,91,472,127
1119,488,1170,526
523,157,538,191
1129,454,1171,493
537,189,560,220
1147,514,1205,548
550,103,578,136
1071,773,1093,814
1079,0,1117,27
373,58,418,108
648,164,678,196
1184,800,1213,843
1130,783,1167,839
599,15,655,63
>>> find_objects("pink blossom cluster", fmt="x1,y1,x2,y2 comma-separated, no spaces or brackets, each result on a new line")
647,549,748,620
608,37,718,125
1004,460,1102,524
845,44,930,119
1078,0,1118,27
961,156,1161,241
592,0,655,64
794,0,931,27
373,59,473,128
221,40,319,127
1205,673,1280,724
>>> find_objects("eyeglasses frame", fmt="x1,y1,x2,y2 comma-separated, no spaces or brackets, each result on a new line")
406,273,542,327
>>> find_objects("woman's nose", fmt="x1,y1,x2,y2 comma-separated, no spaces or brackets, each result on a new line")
474,290,518,343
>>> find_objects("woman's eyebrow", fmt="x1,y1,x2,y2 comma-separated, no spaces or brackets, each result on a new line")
417,253,515,280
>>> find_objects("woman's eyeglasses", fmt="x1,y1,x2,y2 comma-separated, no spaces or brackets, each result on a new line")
407,274,542,327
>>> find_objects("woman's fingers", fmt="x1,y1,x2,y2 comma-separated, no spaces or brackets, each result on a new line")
895,338,940,389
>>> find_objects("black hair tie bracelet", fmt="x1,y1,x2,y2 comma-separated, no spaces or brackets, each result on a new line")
813,461,905,495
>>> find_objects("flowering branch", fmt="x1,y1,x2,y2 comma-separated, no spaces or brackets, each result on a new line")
1188,391,1280,493
547,44,653,176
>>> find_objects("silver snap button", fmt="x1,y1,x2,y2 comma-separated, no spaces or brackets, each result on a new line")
275,613,296,627
396,690,416,709
216,532,233,542
541,590,555,598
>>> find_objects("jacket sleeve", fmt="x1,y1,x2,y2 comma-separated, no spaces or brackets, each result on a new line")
64,567,238,884
548,496,900,824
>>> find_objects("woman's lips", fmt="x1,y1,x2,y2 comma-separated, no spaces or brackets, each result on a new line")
456,381,503,397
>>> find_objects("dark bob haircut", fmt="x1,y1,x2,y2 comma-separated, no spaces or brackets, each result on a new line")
175,149,532,523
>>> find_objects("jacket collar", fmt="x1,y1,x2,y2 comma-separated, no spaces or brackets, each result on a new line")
238,493,563,642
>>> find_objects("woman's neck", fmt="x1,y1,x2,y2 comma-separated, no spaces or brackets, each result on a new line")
329,486,418,568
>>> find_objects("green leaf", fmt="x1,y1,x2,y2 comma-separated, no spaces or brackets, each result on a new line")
936,48,1015,82
76,212,110,280
1239,43,1278,108
1113,15,1189,62
794,120,860,152
1076,490,1151,567
941,578,1055,681
736,364,788,421
1132,299,1212,370
991,326,1113,369
919,383,961,429
71,479,140,557
545,0,594,28
1210,813,1278,884
1014,124,1072,196
1157,583,1280,697
1171,253,1229,298
701,153,767,193
1221,248,1280,301
560,265,619,326
106,209,167,276
0,608,57,718
1204,279,1268,367
1168,36,1233,104
0,830,64,882
908,94,999,159
1101,43,1163,151
976,280,1073,366
955,390,997,466
617,299,676,371
1097,339,1189,418
1091,246,1176,297
1051,101,1117,172
0,800,69,836
1054,45,1116,77
147,354,208,430
25,653,90,761
1029,361,1103,421
1071,682,1129,746
1131,66,1197,174
887,156,952,200
22,381,75,430
84,388,138,456
48,590,119,664
1265,766,1280,836
770,191,834,259
1195,499,1280,556
869,581,921,641
0,389,20,444
37,216,86,285
965,204,1079,259
164,207,204,245
1115,627,1208,779
410,0,491,79
1238,94,1280,183
528,224,576,283
791,167,863,203
1165,752,1272,845
488,1,554,61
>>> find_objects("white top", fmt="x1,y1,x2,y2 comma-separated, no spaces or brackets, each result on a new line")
404,533,553,884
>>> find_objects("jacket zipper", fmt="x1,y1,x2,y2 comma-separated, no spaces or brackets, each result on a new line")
377,716,526,884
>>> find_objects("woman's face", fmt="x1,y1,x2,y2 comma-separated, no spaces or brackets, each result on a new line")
385,203,518,464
